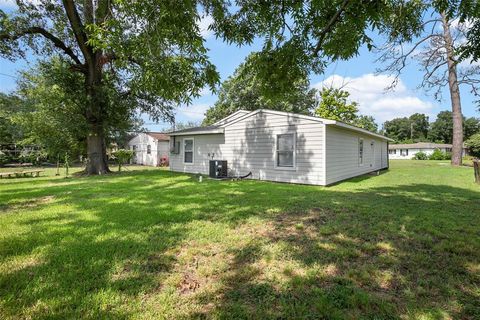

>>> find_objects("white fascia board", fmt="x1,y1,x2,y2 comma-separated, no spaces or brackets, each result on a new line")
170,128,224,136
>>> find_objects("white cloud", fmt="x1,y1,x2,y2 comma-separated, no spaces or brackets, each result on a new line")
312,73,435,123
198,15,214,39
176,103,210,121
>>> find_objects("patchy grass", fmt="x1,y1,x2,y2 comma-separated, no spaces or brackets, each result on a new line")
0,161,479,319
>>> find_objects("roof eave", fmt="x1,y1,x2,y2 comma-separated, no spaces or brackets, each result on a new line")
170,128,224,136
328,122,394,141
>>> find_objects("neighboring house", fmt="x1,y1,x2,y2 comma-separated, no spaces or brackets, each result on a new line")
168,109,392,186
388,142,467,159
127,132,170,166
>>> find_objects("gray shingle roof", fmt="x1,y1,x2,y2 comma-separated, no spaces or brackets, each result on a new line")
389,142,452,149
168,125,220,135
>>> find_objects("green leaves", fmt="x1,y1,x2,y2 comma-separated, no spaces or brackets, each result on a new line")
314,87,359,123
203,53,317,125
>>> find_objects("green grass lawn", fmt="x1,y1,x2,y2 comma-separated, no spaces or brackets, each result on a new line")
0,161,479,319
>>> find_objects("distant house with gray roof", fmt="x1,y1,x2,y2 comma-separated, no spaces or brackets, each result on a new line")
388,142,468,159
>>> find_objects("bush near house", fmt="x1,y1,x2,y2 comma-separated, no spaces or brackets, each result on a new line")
412,151,428,160
428,148,450,160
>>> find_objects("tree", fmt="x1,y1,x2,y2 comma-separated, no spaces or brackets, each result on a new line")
12,59,141,160
203,54,316,125
0,0,425,173
175,121,201,131
429,111,454,143
464,117,480,140
428,111,477,143
466,133,480,158
383,117,412,142
377,3,480,166
112,149,134,172
0,1,219,174
353,115,378,133
0,93,24,144
409,113,429,140
314,88,359,123
203,53,315,125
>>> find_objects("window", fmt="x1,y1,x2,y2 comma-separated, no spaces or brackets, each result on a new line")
184,138,194,164
276,133,295,168
389,149,396,155
400,149,408,156
358,138,364,165
147,145,151,155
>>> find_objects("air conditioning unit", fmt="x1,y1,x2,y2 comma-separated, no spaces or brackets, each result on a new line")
209,160,228,178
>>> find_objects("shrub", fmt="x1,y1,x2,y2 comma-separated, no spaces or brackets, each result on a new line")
413,151,428,160
465,133,480,158
112,149,134,172
429,148,447,160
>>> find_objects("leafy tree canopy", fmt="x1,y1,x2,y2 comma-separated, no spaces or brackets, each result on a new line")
203,54,316,125
12,58,141,158
314,87,359,123
0,93,25,145
353,115,378,133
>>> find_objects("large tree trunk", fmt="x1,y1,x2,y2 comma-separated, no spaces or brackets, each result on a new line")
85,123,110,174
84,55,110,175
442,13,463,166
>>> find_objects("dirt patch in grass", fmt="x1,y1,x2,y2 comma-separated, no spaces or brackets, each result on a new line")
0,195,55,214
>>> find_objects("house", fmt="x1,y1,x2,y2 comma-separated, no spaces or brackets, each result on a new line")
388,142,467,159
127,132,170,166
168,109,392,186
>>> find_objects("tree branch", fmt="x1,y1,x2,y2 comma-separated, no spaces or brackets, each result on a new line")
0,26,82,65
312,0,350,56
62,0,93,64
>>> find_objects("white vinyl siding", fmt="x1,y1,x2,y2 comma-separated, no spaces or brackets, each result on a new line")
325,126,387,185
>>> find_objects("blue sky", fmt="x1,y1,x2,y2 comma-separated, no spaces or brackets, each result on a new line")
1,1,478,132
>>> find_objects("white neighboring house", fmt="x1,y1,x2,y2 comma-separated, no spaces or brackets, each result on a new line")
168,109,392,186
388,142,462,159
127,132,170,166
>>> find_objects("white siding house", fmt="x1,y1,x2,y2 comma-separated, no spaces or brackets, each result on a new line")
127,132,170,166
169,110,391,186
388,142,464,159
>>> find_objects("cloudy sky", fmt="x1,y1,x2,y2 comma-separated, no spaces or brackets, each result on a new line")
0,1,478,132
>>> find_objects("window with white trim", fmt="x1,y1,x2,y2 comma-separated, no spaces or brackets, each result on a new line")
359,138,364,165
276,133,295,167
147,145,151,154
389,149,396,155
184,139,194,163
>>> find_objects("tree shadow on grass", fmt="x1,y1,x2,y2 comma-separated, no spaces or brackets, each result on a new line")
0,170,479,319
190,184,480,319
